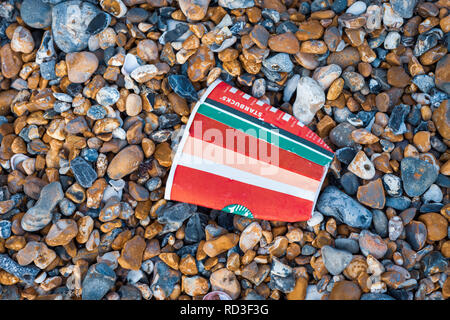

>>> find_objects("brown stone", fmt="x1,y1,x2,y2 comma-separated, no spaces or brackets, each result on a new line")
187,45,214,82
296,20,324,41
86,178,107,209
203,233,239,257
154,142,173,167
45,220,78,247
66,52,99,84
268,32,299,54
351,129,379,144
11,26,34,53
435,54,449,94
159,252,180,270
118,235,146,270
286,276,308,300
179,254,198,275
387,66,411,88
107,145,144,179
327,47,360,69
329,280,362,300
249,25,270,49
432,100,450,140
210,268,240,299
418,212,448,241
0,43,22,78
182,275,209,296
137,39,159,62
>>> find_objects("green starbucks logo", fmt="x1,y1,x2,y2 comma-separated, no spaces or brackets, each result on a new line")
222,204,254,219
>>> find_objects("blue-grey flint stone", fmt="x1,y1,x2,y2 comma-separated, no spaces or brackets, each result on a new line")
21,0,52,29
0,254,39,284
390,0,417,18
70,156,98,188
316,186,372,229
52,0,101,53
321,245,353,275
401,157,439,197
82,263,116,300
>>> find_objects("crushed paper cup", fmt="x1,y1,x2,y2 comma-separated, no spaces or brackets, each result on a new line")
165,80,334,222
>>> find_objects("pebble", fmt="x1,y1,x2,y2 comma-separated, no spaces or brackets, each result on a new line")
401,157,439,197
20,0,52,29
262,53,294,73
11,26,34,54
21,182,64,232
52,0,101,53
359,230,388,259
70,157,98,188
321,246,353,275
348,151,375,180
96,87,120,106
292,77,325,124
356,178,385,209
210,268,241,299
168,75,198,102
107,145,144,179
82,263,116,300
390,0,417,18
66,52,99,83
239,222,262,252
329,280,361,300
45,219,78,247
346,1,366,15
418,213,448,241
317,186,372,229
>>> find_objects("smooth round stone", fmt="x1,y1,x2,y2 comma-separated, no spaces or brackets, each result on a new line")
385,196,411,210
401,157,439,197
126,7,149,23
346,1,367,15
358,230,388,259
340,172,359,196
330,123,357,148
335,238,359,254
331,0,347,13
382,173,402,197
384,31,401,49
390,0,417,18
307,211,324,227
66,51,99,83
21,0,52,29
302,244,317,256
96,87,120,106
262,53,294,73
0,220,12,239
372,209,388,238
317,186,372,229
218,0,254,9
52,0,102,53
125,93,142,116
87,105,107,120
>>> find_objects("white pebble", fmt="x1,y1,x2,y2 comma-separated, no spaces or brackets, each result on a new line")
422,184,443,203
384,31,401,49
346,1,367,15
307,211,324,227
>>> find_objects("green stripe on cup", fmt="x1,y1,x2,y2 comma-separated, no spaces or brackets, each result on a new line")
197,103,332,166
